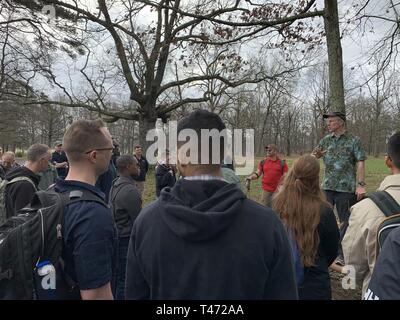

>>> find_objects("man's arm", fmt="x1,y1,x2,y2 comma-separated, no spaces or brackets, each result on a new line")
80,283,113,300
246,163,262,181
356,161,366,201
342,204,380,287
119,186,142,220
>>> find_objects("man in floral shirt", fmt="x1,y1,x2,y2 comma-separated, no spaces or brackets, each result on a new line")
312,111,366,266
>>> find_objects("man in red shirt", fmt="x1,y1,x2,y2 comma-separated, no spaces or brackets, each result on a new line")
246,144,288,206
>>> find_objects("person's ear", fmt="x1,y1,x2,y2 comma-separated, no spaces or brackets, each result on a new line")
88,150,97,163
385,155,393,170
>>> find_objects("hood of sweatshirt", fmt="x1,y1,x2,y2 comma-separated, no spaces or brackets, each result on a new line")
5,165,40,186
158,178,246,242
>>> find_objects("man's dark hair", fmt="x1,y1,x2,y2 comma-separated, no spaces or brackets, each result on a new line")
177,109,226,165
116,155,136,173
135,145,141,149
388,132,400,168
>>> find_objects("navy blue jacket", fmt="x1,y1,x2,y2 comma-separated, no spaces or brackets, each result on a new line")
366,227,400,300
125,179,298,299
55,179,117,297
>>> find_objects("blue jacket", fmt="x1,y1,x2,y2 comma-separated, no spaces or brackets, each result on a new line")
366,227,400,300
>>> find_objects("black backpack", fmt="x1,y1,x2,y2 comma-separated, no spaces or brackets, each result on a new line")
0,188,108,299
369,191,400,256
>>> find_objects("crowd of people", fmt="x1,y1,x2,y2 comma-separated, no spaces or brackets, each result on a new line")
0,109,400,300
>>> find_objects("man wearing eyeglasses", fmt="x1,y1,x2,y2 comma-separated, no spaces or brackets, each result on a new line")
246,144,288,207
312,111,366,267
53,119,117,300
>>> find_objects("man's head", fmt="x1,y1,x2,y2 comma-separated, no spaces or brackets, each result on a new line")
323,112,346,134
26,144,51,173
177,110,226,177
386,132,400,174
54,141,63,153
265,144,278,158
134,146,142,157
116,155,139,177
2,151,16,170
63,119,113,177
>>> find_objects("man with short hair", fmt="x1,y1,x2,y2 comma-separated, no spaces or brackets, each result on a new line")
125,110,298,299
312,111,366,266
246,144,288,207
1,151,19,176
133,145,149,195
110,155,142,300
5,144,51,218
51,141,69,179
55,119,116,300
343,132,400,297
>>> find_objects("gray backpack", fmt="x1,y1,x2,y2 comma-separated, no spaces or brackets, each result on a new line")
0,176,37,225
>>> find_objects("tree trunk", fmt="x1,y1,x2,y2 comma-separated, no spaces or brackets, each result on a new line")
138,115,157,153
324,0,345,113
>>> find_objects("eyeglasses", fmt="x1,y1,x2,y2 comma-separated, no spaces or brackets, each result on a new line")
85,147,114,154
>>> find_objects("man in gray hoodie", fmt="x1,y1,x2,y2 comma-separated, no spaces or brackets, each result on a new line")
109,155,142,300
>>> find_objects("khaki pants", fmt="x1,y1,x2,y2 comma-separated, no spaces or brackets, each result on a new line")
261,191,274,207
135,181,145,196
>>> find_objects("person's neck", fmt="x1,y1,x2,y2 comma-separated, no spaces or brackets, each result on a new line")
119,172,132,179
135,154,142,159
333,128,346,137
24,161,39,174
268,155,277,161
391,168,400,175
65,166,97,185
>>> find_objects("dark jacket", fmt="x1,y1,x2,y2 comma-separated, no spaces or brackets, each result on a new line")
155,163,176,197
126,179,298,300
55,179,117,298
0,163,20,179
297,205,339,300
96,161,117,202
133,155,149,182
109,176,142,238
366,226,400,300
51,151,68,178
0,165,5,180
5,166,40,218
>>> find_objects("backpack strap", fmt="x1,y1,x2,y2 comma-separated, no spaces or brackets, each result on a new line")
8,176,37,191
369,191,400,217
280,159,285,175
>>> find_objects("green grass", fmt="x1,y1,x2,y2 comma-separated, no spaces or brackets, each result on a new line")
142,156,390,206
